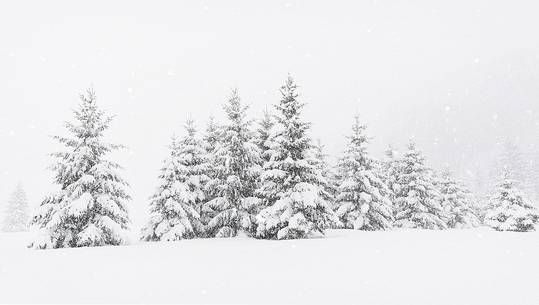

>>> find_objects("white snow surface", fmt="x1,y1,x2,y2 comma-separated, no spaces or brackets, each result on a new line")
1,229,538,304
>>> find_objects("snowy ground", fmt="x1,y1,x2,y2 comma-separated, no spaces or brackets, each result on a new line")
0,229,538,304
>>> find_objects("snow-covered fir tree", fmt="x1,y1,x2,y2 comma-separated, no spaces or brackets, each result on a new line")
200,116,222,226
255,109,276,165
334,116,393,230
256,76,337,239
438,169,480,229
313,139,340,227
313,139,336,204
29,88,130,249
202,89,262,237
203,116,222,156
484,170,539,232
1,183,30,232
381,145,401,204
141,120,209,241
393,141,447,229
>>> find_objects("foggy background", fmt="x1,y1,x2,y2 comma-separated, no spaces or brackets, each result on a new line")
1,0,539,230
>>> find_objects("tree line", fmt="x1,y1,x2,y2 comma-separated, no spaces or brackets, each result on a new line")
3,75,538,248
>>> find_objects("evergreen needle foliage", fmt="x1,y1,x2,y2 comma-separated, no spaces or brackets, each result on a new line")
30,89,131,249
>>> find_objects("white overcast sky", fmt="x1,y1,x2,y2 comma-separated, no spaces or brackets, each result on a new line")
1,0,539,228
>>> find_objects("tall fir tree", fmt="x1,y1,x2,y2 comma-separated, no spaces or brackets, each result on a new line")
334,116,393,230
256,76,337,239
393,141,447,229
202,89,262,237
141,119,209,241
484,170,539,232
438,169,480,229
2,183,30,232
29,88,130,249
